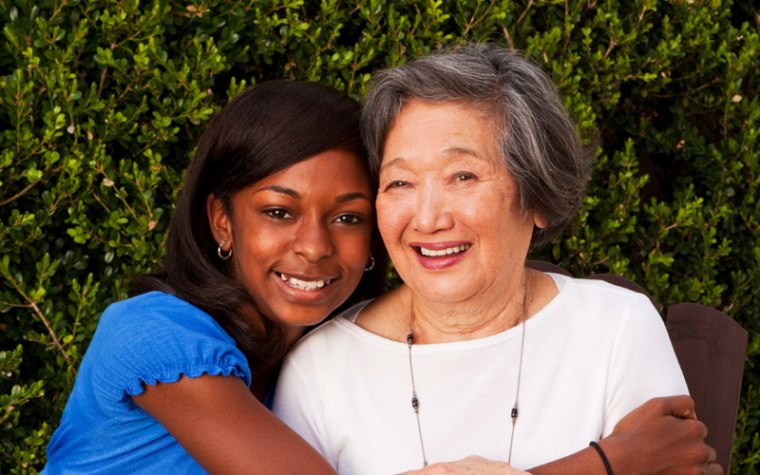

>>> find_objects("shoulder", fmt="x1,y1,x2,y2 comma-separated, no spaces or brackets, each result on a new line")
551,273,655,311
94,291,239,357
285,298,389,365
84,291,250,398
99,291,229,337
538,273,664,335
291,302,368,348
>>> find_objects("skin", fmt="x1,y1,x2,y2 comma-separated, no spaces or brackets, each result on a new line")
133,149,373,474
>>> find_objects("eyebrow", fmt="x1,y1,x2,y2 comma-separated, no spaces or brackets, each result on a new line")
258,185,372,203
442,146,483,159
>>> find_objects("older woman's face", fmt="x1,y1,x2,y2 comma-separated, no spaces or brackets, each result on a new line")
376,100,541,303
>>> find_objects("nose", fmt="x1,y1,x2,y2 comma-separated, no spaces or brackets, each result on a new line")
292,217,334,263
412,181,454,234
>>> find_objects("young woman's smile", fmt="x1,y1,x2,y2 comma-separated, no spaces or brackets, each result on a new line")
210,149,374,328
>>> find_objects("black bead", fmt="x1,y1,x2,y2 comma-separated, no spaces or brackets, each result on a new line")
412,396,419,410
406,331,414,345
511,406,519,420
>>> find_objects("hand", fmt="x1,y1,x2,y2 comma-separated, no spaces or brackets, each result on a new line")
396,456,531,475
601,395,722,475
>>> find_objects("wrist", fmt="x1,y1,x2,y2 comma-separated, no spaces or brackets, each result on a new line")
596,438,627,475
589,441,613,475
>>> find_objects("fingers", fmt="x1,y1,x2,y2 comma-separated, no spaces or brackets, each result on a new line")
707,445,717,464
653,394,697,420
706,462,724,475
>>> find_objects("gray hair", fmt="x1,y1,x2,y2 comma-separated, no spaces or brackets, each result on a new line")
361,44,592,246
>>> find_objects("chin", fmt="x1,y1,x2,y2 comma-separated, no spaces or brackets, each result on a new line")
276,307,335,329
410,281,477,303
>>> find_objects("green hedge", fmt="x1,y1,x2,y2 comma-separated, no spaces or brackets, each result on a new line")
1,0,757,472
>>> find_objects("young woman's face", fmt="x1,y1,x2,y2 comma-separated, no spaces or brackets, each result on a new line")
209,149,374,328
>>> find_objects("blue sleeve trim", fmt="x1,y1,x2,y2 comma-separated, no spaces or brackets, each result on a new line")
123,363,250,407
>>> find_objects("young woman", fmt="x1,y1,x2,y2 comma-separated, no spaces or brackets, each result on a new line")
43,80,386,474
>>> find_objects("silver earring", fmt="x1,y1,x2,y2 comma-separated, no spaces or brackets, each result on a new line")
364,255,375,272
217,239,233,260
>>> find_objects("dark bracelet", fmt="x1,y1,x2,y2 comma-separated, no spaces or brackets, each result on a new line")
589,441,613,475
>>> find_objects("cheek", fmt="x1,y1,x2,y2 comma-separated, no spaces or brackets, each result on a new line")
233,229,285,277
376,195,408,243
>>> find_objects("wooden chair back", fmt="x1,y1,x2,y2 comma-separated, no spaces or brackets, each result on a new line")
666,303,747,472
526,261,748,472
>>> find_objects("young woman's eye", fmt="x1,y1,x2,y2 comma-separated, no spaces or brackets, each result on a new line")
335,214,364,225
264,208,292,220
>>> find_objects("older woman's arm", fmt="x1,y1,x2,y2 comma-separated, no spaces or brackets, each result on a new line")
399,396,721,475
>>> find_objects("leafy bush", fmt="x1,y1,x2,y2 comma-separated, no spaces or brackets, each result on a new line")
1,0,757,473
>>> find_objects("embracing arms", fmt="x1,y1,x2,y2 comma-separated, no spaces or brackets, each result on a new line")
135,375,719,475
132,374,337,474
400,396,721,475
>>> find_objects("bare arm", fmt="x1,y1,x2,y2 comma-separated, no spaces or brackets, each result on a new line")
400,396,721,475
133,374,336,475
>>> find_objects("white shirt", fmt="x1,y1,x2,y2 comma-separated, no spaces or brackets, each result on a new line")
274,274,688,474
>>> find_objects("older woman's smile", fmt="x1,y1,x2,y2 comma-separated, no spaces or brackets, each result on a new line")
414,243,471,257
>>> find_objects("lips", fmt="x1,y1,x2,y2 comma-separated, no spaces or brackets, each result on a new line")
276,272,335,291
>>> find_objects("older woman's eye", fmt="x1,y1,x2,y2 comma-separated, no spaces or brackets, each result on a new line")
455,172,476,182
264,208,292,220
384,180,408,190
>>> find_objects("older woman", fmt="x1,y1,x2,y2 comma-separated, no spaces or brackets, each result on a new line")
274,45,719,474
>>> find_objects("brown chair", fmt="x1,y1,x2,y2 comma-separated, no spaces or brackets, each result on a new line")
666,303,747,472
525,259,572,276
527,260,748,472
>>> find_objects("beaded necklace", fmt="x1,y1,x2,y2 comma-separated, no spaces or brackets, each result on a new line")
404,283,528,467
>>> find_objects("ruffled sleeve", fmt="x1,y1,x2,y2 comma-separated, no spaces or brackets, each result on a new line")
79,291,251,413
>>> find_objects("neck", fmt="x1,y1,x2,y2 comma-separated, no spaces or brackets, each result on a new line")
250,365,278,402
408,270,533,344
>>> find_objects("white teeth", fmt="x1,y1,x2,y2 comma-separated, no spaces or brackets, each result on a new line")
279,273,331,291
419,244,470,257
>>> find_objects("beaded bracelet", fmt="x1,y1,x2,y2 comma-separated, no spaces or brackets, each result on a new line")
589,441,613,475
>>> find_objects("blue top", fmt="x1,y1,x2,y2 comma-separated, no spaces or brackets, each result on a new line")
43,291,252,474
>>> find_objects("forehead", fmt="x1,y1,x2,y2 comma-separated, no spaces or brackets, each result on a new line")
253,149,372,193
382,100,502,168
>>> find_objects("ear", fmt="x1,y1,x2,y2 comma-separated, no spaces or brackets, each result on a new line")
533,213,547,229
207,194,232,247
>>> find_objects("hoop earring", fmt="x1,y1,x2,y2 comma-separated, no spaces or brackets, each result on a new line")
217,239,233,260
364,255,375,272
